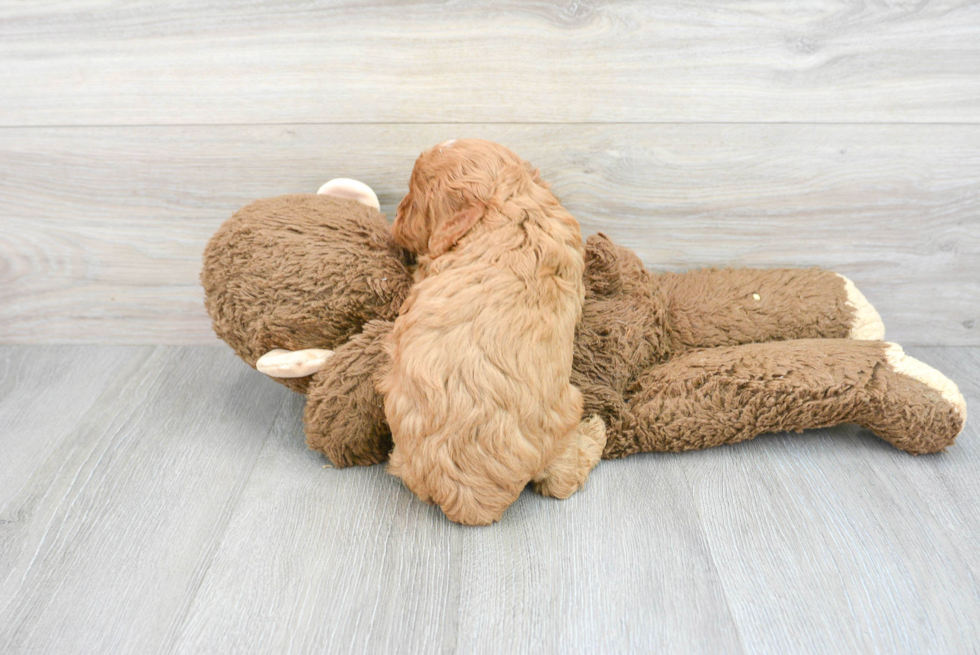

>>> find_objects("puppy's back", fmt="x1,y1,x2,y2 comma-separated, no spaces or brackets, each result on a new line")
383,214,585,525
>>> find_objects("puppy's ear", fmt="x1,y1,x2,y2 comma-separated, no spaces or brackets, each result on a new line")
428,204,485,257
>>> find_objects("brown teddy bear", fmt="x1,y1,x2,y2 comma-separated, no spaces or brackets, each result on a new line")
201,180,966,472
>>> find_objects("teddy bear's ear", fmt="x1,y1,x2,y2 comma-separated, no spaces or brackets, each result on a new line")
317,178,380,210
428,204,486,258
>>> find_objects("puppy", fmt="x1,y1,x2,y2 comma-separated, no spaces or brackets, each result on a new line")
380,139,606,525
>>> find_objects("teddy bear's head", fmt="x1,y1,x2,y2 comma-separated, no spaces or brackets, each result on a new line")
201,192,414,392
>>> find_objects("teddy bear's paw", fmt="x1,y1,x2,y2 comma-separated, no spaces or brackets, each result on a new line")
838,274,885,340
533,415,607,499
884,343,967,422
256,348,334,378
317,178,380,210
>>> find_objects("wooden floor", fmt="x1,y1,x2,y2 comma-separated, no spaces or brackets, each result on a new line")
2,1,979,653
0,344,977,654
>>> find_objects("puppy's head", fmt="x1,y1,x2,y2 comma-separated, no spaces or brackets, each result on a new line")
393,139,545,258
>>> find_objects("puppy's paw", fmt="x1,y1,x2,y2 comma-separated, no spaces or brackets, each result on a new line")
838,274,885,340
534,416,607,499
884,343,967,423
576,414,608,470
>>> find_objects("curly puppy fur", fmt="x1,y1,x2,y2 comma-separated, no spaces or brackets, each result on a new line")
379,140,600,525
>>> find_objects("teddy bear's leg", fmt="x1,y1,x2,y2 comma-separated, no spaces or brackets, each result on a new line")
533,415,607,499
868,343,967,453
622,339,965,457
305,319,394,467
838,275,885,340
659,268,885,354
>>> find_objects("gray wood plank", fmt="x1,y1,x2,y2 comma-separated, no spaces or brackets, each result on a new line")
0,346,147,502
169,394,465,654
171,394,742,655
1,1,978,125
0,347,287,654
678,346,980,654
2,124,978,345
452,462,744,654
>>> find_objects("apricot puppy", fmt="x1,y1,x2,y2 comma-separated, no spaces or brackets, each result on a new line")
380,139,606,525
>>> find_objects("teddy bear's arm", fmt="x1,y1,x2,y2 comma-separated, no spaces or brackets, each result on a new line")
304,319,394,467
256,348,335,378
657,267,884,354
618,338,965,457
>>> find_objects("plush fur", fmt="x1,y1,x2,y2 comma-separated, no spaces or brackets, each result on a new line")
200,193,413,393
380,140,601,525
203,178,968,521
